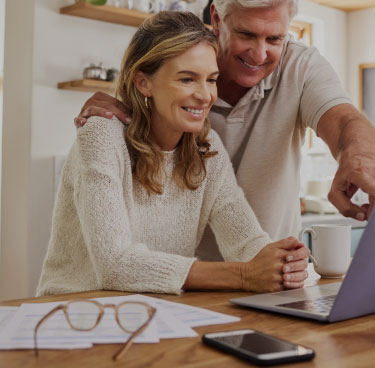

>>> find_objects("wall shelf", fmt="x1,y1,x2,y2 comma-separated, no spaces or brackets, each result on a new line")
60,1,151,27
57,79,115,93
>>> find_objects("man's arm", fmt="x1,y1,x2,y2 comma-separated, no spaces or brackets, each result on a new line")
317,103,375,220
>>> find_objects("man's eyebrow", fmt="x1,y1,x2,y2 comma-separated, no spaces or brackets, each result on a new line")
234,27,285,38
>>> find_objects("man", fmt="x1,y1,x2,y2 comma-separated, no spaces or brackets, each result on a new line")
74,0,375,261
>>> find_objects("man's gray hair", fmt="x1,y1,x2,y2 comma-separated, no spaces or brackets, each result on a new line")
213,0,299,20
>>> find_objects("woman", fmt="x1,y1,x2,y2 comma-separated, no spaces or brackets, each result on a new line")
37,11,308,296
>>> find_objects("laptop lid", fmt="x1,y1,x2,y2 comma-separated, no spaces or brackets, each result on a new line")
328,208,375,322
230,209,375,322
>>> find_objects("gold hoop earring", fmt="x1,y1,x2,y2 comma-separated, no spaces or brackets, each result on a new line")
145,96,151,110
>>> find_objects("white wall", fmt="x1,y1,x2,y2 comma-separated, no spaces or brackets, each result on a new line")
0,0,136,300
0,0,5,241
298,0,347,89
347,9,375,109
0,0,35,299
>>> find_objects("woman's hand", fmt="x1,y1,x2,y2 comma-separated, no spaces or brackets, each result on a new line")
240,237,309,293
74,92,131,128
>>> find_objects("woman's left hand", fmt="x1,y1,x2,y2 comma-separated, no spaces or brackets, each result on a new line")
282,242,310,289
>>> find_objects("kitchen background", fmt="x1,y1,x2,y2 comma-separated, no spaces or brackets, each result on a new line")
0,0,374,300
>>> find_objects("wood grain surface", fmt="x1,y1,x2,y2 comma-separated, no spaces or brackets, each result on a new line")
0,281,374,368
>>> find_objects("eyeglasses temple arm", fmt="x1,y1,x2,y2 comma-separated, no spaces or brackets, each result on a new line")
113,309,156,361
34,305,63,356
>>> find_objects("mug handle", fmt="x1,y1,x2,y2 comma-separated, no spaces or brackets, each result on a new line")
149,0,156,12
298,227,319,268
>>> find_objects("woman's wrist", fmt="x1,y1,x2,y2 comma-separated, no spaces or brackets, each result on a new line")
182,260,244,290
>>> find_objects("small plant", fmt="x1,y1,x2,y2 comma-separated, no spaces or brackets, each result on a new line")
85,0,107,5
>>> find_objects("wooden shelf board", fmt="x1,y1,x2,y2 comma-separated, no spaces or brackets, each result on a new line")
308,0,375,12
60,2,151,27
57,79,115,93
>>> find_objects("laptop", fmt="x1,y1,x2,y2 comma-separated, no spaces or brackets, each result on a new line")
230,209,375,322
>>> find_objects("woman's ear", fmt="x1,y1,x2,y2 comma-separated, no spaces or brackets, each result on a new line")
133,71,152,97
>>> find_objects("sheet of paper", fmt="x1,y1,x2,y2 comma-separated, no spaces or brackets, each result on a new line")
91,296,197,339
0,307,18,330
0,300,158,350
120,294,241,328
0,293,238,350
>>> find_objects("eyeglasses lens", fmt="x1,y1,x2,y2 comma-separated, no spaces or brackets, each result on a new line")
66,301,101,330
117,303,150,332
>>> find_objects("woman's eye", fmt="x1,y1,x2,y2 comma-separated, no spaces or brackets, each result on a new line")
208,78,218,84
180,78,193,83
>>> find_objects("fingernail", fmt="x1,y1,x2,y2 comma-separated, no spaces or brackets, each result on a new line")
105,112,113,118
286,274,291,280
284,265,291,272
80,118,86,125
286,255,294,261
125,117,131,124
356,212,365,221
285,282,291,287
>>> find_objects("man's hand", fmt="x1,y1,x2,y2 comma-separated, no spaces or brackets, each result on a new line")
74,92,131,127
329,151,375,220
318,104,375,221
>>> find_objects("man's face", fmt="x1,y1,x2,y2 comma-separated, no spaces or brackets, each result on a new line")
212,3,290,89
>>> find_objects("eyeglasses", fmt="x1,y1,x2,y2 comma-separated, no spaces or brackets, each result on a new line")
34,299,156,361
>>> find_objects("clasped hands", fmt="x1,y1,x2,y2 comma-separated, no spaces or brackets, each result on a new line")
241,237,310,293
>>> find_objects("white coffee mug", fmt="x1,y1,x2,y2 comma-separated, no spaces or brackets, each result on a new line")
133,0,155,12
299,224,351,278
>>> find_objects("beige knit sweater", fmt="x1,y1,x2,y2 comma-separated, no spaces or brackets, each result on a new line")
36,116,271,296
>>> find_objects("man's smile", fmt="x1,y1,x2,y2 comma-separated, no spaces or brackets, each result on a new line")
239,57,266,70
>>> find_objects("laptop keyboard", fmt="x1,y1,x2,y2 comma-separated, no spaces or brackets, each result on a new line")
276,295,336,314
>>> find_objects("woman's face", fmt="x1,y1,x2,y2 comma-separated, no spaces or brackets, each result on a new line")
144,42,219,150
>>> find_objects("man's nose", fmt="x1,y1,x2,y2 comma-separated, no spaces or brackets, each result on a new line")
248,41,267,64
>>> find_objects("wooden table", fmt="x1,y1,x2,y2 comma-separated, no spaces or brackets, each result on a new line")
1,281,374,368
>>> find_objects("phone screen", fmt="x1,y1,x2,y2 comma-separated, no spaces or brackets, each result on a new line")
213,331,299,355
203,330,314,365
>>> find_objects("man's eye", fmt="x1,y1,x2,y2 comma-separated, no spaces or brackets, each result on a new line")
269,37,282,43
208,78,218,84
239,32,253,38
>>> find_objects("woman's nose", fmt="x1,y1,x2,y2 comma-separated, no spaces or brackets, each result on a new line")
193,84,211,102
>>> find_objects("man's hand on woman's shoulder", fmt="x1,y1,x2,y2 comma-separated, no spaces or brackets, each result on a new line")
74,92,131,128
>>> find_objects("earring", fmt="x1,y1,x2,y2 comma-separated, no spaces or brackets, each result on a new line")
145,96,151,110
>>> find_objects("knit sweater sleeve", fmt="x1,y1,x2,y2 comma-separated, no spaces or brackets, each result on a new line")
208,131,272,261
74,117,195,294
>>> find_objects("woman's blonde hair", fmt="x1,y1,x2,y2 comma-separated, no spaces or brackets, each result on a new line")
117,11,218,195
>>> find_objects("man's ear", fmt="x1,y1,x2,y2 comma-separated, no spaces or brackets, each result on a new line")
133,71,152,97
210,4,220,37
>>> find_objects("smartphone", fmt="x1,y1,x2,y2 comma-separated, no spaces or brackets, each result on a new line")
202,329,315,366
